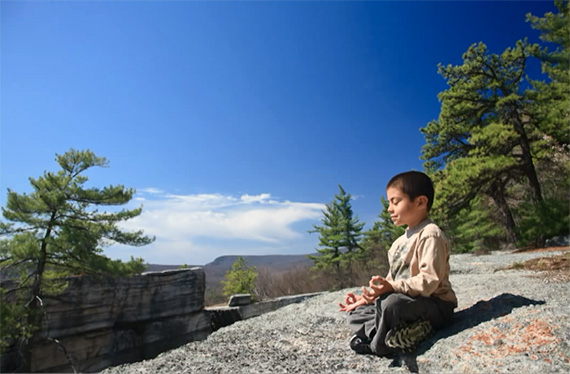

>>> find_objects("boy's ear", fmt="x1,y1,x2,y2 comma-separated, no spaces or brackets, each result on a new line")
416,195,428,210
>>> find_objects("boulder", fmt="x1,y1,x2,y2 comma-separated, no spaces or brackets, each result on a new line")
228,294,252,306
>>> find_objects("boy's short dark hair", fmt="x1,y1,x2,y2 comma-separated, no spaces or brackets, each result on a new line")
387,171,434,211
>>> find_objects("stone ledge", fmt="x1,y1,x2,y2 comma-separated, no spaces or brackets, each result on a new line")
207,292,323,331
228,293,252,306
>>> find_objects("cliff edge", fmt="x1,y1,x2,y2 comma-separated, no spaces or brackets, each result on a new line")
103,248,570,374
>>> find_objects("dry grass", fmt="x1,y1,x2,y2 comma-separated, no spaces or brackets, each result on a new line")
506,248,569,283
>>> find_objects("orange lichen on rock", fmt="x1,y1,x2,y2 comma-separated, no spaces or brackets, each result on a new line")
470,326,507,346
454,318,561,360
519,319,561,347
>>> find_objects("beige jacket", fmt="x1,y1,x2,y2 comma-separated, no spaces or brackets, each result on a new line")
386,219,457,306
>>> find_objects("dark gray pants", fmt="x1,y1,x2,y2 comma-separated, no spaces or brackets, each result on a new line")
347,292,455,356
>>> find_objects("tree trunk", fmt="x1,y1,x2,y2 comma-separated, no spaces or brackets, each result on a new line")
21,214,55,372
511,111,543,203
496,71,543,203
488,180,518,246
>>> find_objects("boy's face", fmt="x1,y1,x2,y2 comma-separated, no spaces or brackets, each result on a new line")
386,186,428,228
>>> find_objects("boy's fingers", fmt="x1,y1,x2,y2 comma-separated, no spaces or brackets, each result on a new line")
370,276,385,286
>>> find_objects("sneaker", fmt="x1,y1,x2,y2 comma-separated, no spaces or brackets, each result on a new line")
349,334,373,355
384,319,432,352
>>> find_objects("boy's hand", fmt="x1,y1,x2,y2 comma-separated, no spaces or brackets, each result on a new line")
338,292,366,312
370,275,393,291
361,276,394,303
344,292,360,305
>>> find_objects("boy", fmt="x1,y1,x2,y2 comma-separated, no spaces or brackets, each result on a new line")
339,171,457,357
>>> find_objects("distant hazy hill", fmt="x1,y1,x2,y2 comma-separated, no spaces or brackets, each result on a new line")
206,254,313,272
145,253,315,292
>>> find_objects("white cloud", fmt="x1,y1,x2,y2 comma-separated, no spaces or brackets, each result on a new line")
106,190,325,265
239,193,271,204
138,187,164,195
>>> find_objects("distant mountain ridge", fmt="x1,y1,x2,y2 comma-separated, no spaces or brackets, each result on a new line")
145,253,316,294
146,253,314,273
205,254,313,271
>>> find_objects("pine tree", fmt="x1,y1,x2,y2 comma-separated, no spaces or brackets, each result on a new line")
422,2,569,250
516,0,570,246
421,38,550,247
527,0,569,146
362,197,405,252
444,196,507,253
308,185,365,288
357,197,404,277
221,256,257,297
0,149,153,369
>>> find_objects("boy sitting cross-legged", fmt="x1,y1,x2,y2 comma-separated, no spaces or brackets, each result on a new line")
339,171,457,357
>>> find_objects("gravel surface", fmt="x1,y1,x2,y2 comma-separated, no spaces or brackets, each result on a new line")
103,249,570,374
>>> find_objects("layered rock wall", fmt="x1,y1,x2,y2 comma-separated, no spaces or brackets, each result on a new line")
2,268,209,373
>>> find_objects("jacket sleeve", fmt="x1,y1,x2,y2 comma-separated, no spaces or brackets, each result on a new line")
388,234,448,298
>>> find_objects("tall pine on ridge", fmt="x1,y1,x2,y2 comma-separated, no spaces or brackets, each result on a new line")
309,185,365,289
421,1,569,251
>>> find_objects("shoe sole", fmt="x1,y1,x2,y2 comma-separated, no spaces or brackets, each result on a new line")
385,319,432,351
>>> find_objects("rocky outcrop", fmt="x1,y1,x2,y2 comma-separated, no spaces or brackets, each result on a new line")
1,269,322,373
2,268,210,373
100,249,570,374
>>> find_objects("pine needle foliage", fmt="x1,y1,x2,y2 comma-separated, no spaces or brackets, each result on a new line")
526,0,570,146
421,2,569,251
0,149,154,369
308,185,365,289
362,196,405,253
222,256,258,298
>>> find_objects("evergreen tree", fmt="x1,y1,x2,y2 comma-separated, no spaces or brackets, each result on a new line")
357,197,404,278
422,2,569,250
222,256,257,297
362,197,405,252
421,38,552,247
308,185,365,288
444,196,507,253
518,0,570,246
527,0,569,146
0,149,153,369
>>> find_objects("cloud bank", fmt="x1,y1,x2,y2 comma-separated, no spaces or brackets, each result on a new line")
106,190,325,265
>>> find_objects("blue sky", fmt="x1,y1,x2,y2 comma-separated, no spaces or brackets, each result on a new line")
1,0,557,265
